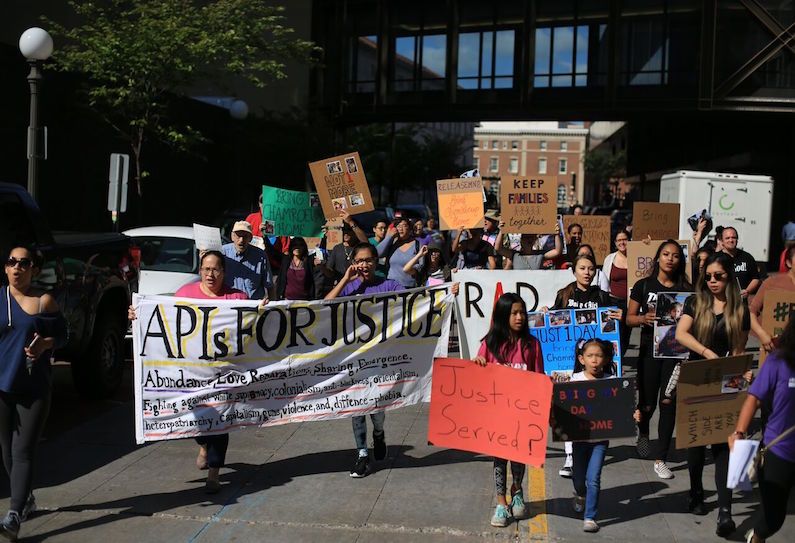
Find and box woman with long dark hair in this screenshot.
[275,237,316,300]
[730,312,795,543]
[602,229,631,357]
[376,217,424,288]
[627,240,690,479]
[676,251,749,536]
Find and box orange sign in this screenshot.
[562,215,611,265]
[428,358,552,467]
[436,177,485,231]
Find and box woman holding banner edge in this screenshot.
[627,240,690,480]
[675,251,750,536]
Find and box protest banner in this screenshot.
[562,215,611,264]
[131,287,454,444]
[759,290,795,364]
[633,202,681,240]
[436,177,485,231]
[528,307,623,378]
[308,152,375,219]
[452,269,573,359]
[428,358,552,466]
[627,239,690,295]
[551,377,636,441]
[192,223,222,251]
[499,176,557,234]
[261,185,325,238]
[675,354,752,449]
[653,292,690,358]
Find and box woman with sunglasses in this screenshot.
[627,240,690,478]
[675,251,750,536]
[0,247,67,541]
[128,250,253,494]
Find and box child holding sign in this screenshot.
[473,293,545,527]
[569,339,640,533]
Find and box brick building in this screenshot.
[473,121,588,208]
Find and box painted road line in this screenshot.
[526,466,549,541]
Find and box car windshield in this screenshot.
[134,236,197,273]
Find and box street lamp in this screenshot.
[19,27,54,201]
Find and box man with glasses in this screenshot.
[719,227,761,298]
[220,221,273,300]
[325,242,403,478]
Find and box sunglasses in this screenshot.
[704,272,727,282]
[5,257,33,270]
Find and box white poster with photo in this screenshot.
[451,269,574,359]
[132,288,454,443]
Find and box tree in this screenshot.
[47,0,315,197]
[583,149,626,206]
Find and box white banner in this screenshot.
[132,287,454,444]
[452,269,574,359]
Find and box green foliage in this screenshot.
[583,149,626,186]
[46,0,316,194]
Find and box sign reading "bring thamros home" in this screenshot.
[500,176,558,234]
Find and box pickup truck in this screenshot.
[0,182,135,398]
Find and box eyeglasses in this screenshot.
[200,267,222,276]
[704,272,727,282]
[5,257,33,270]
[353,258,377,265]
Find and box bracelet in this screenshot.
[732,431,746,438]
[701,347,707,356]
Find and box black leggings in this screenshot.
[687,443,730,509]
[613,297,631,358]
[0,390,52,513]
[636,350,677,460]
[753,449,795,538]
[195,434,229,469]
[494,457,525,496]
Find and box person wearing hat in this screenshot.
[482,210,505,268]
[220,220,273,300]
[325,211,370,279]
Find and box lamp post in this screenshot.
[19,27,53,201]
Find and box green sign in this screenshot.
[261,185,325,237]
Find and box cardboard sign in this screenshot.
[653,292,690,358]
[308,152,375,219]
[428,358,552,467]
[499,176,557,234]
[261,185,325,238]
[436,177,485,231]
[759,290,795,364]
[192,223,222,252]
[627,239,691,295]
[633,202,681,240]
[324,218,343,250]
[562,215,611,264]
[551,377,637,441]
[528,307,623,378]
[675,355,752,449]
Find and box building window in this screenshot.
[473,140,479,149]
[538,157,547,174]
[491,140,499,149]
[458,30,516,89]
[511,140,519,149]
[540,140,547,150]
[557,184,568,205]
[534,25,592,88]
[393,33,447,91]
[559,158,568,174]
[348,36,378,93]
[509,157,518,174]
[561,141,568,151]
[489,157,499,172]
[474,156,480,171]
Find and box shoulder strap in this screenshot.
[763,423,795,451]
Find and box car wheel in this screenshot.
[73,314,125,399]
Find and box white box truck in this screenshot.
[659,170,774,262]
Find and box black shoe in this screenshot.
[349,455,369,478]
[373,432,387,461]
[716,507,736,537]
[0,510,20,542]
[688,492,707,516]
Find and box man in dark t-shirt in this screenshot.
[719,227,760,298]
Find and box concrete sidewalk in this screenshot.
[4,393,794,543]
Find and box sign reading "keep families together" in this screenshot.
[131,289,454,444]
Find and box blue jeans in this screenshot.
[352,412,385,453]
[572,441,608,520]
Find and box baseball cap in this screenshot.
[232,221,253,235]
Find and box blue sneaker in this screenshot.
[511,492,527,519]
[490,504,511,527]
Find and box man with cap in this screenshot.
[482,210,504,268]
[221,221,273,300]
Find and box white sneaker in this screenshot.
[654,461,674,479]
[583,519,600,532]
[559,454,573,478]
